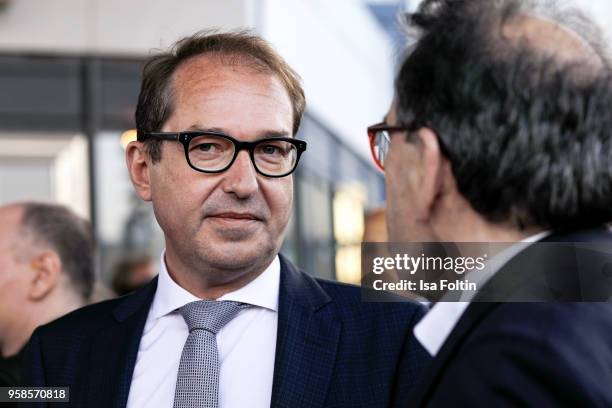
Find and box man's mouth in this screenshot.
[207,212,262,221]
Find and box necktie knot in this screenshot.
[179,300,247,335]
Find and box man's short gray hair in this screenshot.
[20,202,94,300]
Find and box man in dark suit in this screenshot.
[367,0,612,406]
[21,31,429,407]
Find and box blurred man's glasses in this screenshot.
[137,130,307,178]
[367,122,407,171]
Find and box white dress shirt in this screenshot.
[126,253,280,408]
[414,231,550,356]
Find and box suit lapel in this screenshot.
[80,277,158,408]
[270,255,341,408]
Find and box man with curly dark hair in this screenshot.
[368,0,612,405]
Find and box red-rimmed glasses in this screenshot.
[367,122,407,171]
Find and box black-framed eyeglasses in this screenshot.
[367,122,408,171]
[137,130,307,178]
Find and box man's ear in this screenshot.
[416,127,444,216]
[126,141,152,201]
[28,250,62,300]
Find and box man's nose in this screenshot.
[221,150,259,198]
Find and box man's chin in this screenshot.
[206,218,264,241]
[201,240,276,271]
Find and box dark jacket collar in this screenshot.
[409,226,612,406]
[271,254,341,407]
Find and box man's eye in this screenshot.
[261,145,280,155]
[194,143,218,152]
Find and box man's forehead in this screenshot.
[172,54,272,91]
[169,54,291,113]
[165,54,293,135]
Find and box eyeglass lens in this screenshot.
[188,134,298,176]
[373,130,391,168]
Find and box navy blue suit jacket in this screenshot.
[22,254,430,407]
[409,228,612,407]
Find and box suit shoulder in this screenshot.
[36,278,157,339]
[473,302,612,352]
[315,277,427,322]
[486,302,612,332]
[428,303,612,406]
[280,253,425,316]
[36,296,125,338]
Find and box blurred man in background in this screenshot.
[369,0,612,405]
[0,202,93,387]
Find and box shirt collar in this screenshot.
[149,252,280,320]
[414,230,550,356]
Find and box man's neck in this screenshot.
[1,295,84,358]
[1,319,30,358]
[440,210,545,243]
[466,227,543,243]
[163,251,275,300]
[1,309,38,357]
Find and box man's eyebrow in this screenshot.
[257,130,291,138]
[185,125,225,133]
[184,125,292,139]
